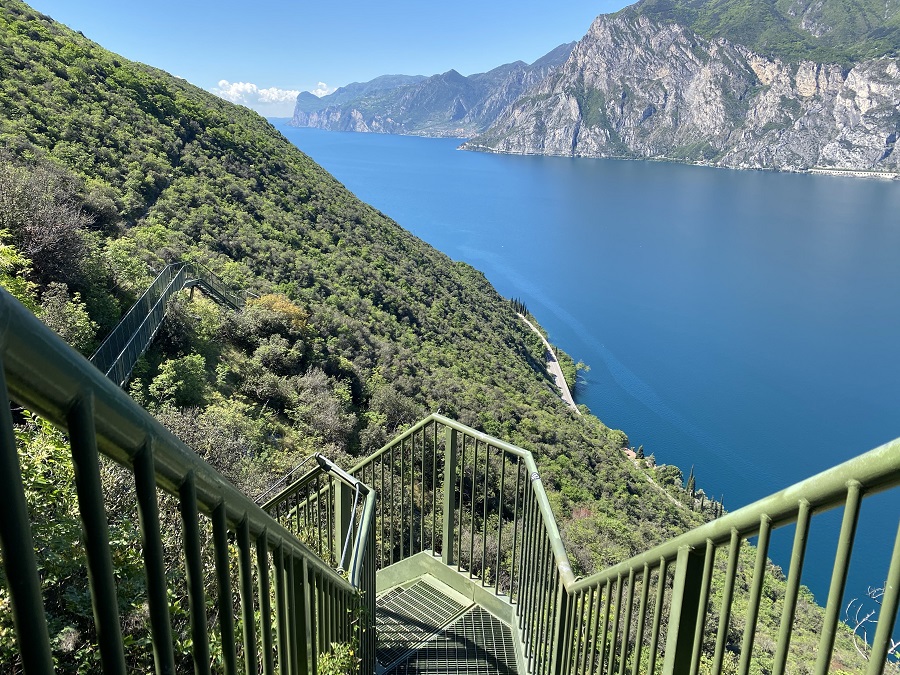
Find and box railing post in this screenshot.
[335,479,352,571]
[662,546,705,675]
[550,580,572,675]
[442,427,458,565]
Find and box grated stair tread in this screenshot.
[376,577,517,674]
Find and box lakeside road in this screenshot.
[519,315,580,414]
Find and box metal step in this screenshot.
[376,577,517,674]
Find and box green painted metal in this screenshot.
[349,413,900,674]
[773,500,811,675]
[866,519,900,673]
[260,452,377,673]
[663,546,704,675]
[0,364,54,675]
[815,481,863,675]
[90,261,245,387]
[134,443,177,675]
[2,277,900,675]
[738,516,772,675]
[0,288,365,674]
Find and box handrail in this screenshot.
[262,453,377,588]
[261,453,378,671]
[350,412,900,675]
[90,261,245,387]
[570,436,900,594]
[0,288,363,674]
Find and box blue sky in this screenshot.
[28,0,633,116]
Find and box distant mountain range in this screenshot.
[292,0,900,173]
[289,43,574,138]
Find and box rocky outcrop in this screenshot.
[290,43,575,138]
[462,13,900,173]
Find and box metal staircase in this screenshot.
[90,261,246,387]
[0,285,898,674]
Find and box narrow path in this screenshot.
[519,314,580,414]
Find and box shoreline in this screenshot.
[518,314,580,414]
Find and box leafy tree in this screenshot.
[149,353,207,406]
[0,156,91,285]
[0,229,37,310]
[38,282,98,354]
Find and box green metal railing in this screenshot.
[349,414,575,673]
[0,287,367,674]
[261,454,377,672]
[90,261,245,387]
[2,265,899,675]
[350,413,900,675]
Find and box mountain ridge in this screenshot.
[462,10,900,174]
[289,43,575,137]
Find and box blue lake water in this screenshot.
[274,121,900,610]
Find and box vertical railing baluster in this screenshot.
[470,437,478,578]
[387,446,395,564]
[457,433,466,567]
[688,540,716,675]
[134,442,176,675]
[327,477,334,565]
[287,552,298,674]
[580,586,596,674]
[316,474,323,557]
[380,458,386,568]
[738,515,772,675]
[431,422,438,555]
[510,457,523,599]
[274,545,288,675]
[443,427,458,566]
[256,532,275,675]
[599,579,613,675]
[865,517,900,673]
[573,588,587,672]
[773,500,811,675]
[814,482,862,675]
[619,568,636,675]
[68,394,127,675]
[588,579,604,674]
[551,577,572,675]
[711,529,741,673]
[238,517,258,675]
[609,574,624,673]
[481,443,490,584]
[631,564,651,675]
[400,438,405,562]
[524,492,540,652]
[180,473,211,675]
[495,449,506,594]
[535,529,553,671]
[0,366,54,674]
[648,558,668,675]
[212,503,238,675]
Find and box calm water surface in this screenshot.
[275,121,900,606]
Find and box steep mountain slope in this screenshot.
[293,74,427,114]
[630,0,900,64]
[0,0,705,563]
[0,3,873,671]
[463,10,900,173]
[290,43,574,137]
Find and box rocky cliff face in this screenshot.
[290,43,574,138]
[462,13,900,172]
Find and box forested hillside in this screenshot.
[0,1,873,672]
[626,0,900,64]
[0,0,705,567]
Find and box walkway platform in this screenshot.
[375,555,520,674]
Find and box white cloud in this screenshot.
[211,80,301,117]
[312,82,335,98]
